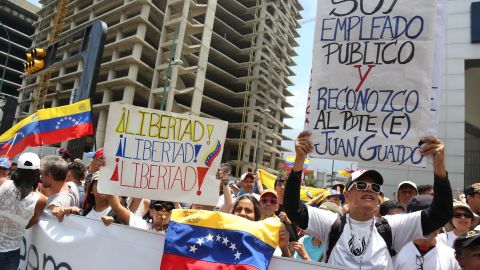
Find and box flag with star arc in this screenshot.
[160,210,281,270]
[0,99,93,158]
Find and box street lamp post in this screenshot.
[0,20,11,93]
[254,108,271,171]
[159,26,183,111]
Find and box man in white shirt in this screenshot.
[40,156,80,221]
[284,132,453,270]
[394,195,461,270]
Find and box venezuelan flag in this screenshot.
[283,155,310,172]
[161,210,281,270]
[0,99,93,158]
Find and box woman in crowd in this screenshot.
[107,193,174,232]
[231,194,261,221]
[0,153,47,270]
[437,201,479,247]
[231,194,291,257]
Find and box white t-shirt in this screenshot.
[305,206,425,270]
[85,206,112,221]
[129,214,152,231]
[436,230,458,248]
[394,241,461,270]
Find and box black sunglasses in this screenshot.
[348,181,381,193]
[454,212,473,219]
[275,180,285,186]
[152,204,174,212]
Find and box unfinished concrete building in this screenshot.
[17,0,302,175]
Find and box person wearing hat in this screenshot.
[394,195,461,270]
[325,189,343,207]
[284,132,453,269]
[106,193,175,232]
[0,153,47,270]
[397,180,418,211]
[454,230,480,270]
[259,189,280,220]
[237,172,260,200]
[437,201,480,248]
[465,183,480,216]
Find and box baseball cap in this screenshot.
[0,157,11,169]
[240,172,255,181]
[464,183,480,196]
[407,195,432,212]
[454,230,480,253]
[397,181,418,192]
[345,169,383,190]
[260,189,278,199]
[327,189,345,201]
[17,152,40,170]
[87,148,104,159]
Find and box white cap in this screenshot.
[17,152,40,170]
[397,180,418,192]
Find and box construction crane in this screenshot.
[32,0,70,112]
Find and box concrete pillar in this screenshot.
[123,86,135,104]
[51,98,59,108]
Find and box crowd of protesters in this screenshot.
[1,134,480,270]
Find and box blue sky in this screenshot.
[26,0,355,173]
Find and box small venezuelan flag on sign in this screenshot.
[0,99,93,158]
[161,210,281,270]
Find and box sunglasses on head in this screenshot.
[348,181,381,193]
[260,198,278,205]
[454,212,473,219]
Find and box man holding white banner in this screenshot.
[284,131,452,269]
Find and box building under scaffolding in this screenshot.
[16,0,302,175]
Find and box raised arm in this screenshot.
[284,131,313,229]
[419,136,453,235]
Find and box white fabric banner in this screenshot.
[98,103,228,205]
[18,214,349,270]
[305,0,441,167]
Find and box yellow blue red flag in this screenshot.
[161,209,281,270]
[283,155,310,172]
[0,99,93,157]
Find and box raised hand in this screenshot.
[420,136,446,179]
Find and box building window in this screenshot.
[472,2,480,43]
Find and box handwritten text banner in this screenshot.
[98,103,228,205]
[305,0,440,166]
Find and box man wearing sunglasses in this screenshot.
[284,131,453,270]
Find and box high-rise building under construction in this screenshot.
[17,0,302,175]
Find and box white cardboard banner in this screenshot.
[305,0,440,167]
[98,103,228,206]
[18,214,350,270]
